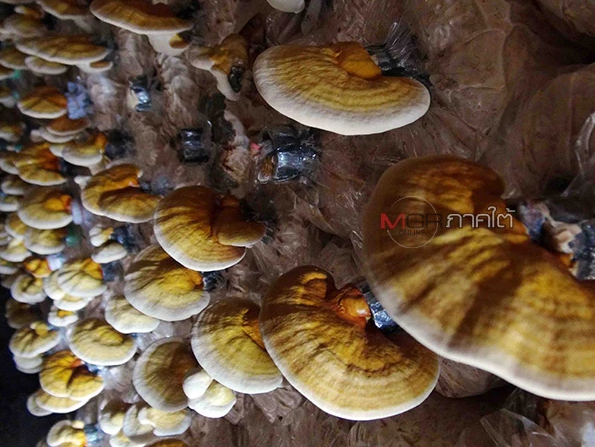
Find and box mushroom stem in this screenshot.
[327,285,371,329]
[148,34,188,57]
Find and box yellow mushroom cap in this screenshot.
[253,42,431,136]
[2,175,30,195]
[25,56,68,75]
[63,132,106,167]
[0,194,20,212]
[121,402,158,444]
[17,86,67,119]
[48,307,79,327]
[92,241,127,264]
[13,142,66,186]
[17,35,109,65]
[266,0,304,13]
[154,186,266,272]
[137,407,191,437]
[0,122,24,142]
[183,369,236,418]
[260,266,439,420]
[47,420,87,447]
[11,272,45,303]
[23,256,52,278]
[90,0,192,55]
[43,270,67,300]
[124,245,208,321]
[55,258,106,298]
[38,127,76,144]
[69,318,137,366]
[147,440,189,447]
[0,46,27,69]
[363,155,595,401]
[1,14,47,38]
[0,151,20,174]
[38,0,88,19]
[98,399,129,435]
[80,163,143,214]
[40,350,105,400]
[6,212,28,239]
[99,187,161,223]
[45,269,93,311]
[105,295,159,333]
[24,227,67,255]
[133,338,198,412]
[27,392,52,417]
[5,298,39,329]
[191,298,283,394]
[18,188,72,230]
[89,224,114,247]
[0,258,19,274]
[14,353,44,373]
[109,430,143,447]
[0,238,33,262]
[9,321,60,358]
[34,389,89,413]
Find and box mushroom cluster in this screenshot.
[0,1,593,446]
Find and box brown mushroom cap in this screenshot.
[40,350,105,400]
[260,266,439,420]
[133,338,198,412]
[17,35,109,65]
[18,188,72,230]
[38,0,88,19]
[191,298,283,394]
[17,86,67,119]
[69,318,137,366]
[363,155,595,401]
[25,56,68,75]
[124,245,208,321]
[253,42,430,135]
[1,14,47,38]
[154,186,265,272]
[62,132,106,167]
[0,46,27,69]
[9,321,60,358]
[47,116,88,136]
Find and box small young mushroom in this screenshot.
[17,86,68,119]
[90,0,193,56]
[62,133,108,167]
[16,35,109,72]
[0,238,32,262]
[105,295,160,334]
[25,56,68,76]
[55,258,106,298]
[183,369,236,418]
[14,143,67,185]
[189,34,249,101]
[260,266,439,420]
[89,225,114,247]
[81,164,159,223]
[253,42,430,135]
[92,241,127,264]
[133,338,198,412]
[363,155,595,400]
[98,399,129,435]
[0,46,27,69]
[46,116,89,137]
[9,321,60,358]
[46,420,87,447]
[154,186,266,272]
[14,353,44,374]
[69,318,137,366]
[121,403,157,444]
[137,406,191,437]
[39,350,105,400]
[24,227,67,255]
[18,188,72,230]
[48,307,79,327]
[10,273,45,303]
[124,245,208,321]
[33,388,89,414]
[191,298,283,394]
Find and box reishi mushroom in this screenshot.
[153,186,266,272]
[191,298,283,394]
[104,295,160,333]
[17,86,68,119]
[182,368,236,418]
[362,155,595,401]
[18,188,72,230]
[9,321,60,358]
[259,266,439,420]
[253,42,430,135]
[124,245,208,321]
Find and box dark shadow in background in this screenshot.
[0,286,64,447]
